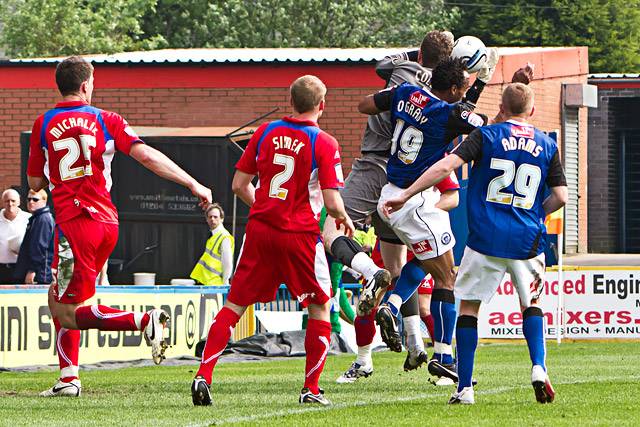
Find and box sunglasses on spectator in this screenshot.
[27,197,41,202]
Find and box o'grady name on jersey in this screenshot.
[502,123,543,157]
[396,91,430,125]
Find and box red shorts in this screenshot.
[418,274,434,295]
[53,214,118,304]
[227,220,331,308]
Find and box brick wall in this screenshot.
[587,84,640,252]
[0,58,589,252]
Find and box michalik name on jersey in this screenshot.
[49,117,98,139]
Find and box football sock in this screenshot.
[523,306,546,370]
[455,315,478,391]
[75,305,148,331]
[421,314,435,345]
[196,307,241,384]
[354,309,377,348]
[403,315,425,354]
[394,259,427,303]
[431,289,456,365]
[53,317,80,380]
[356,344,373,366]
[330,236,363,267]
[351,252,380,281]
[304,318,332,394]
[387,294,403,316]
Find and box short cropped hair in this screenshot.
[56,56,94,96]
[206,203,224,220]
[2,188,20,201]
[420,30,454,69]
[502,83,534,116]
[290,75,327,113]
[431,58,468,91]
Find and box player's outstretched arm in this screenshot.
[27,176,49,192]
[383,154,466,215]
[358,95,381,115]
[435,190,459,212]
[543,185,568,216]
[322,189,355,238]
[129,143,212,208]
[231,170,256,207]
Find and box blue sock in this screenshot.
[431,289,456,365]
[455,315,478,391]
[523,306,546,370]
[394,259,426,303]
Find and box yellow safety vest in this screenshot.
[190,227,234,286]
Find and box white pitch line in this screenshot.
[187,374,640,427]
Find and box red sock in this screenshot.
[422,314,435,346]
[303,318,331,394]
[53,317,80,380]
[196,307,240,383]
[75,305,149,331]
[355,308,377,347]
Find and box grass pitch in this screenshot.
[1,341,638,426]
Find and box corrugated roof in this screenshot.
[589,73,640,79]
[10,46,570,65]
[11,48,407,64]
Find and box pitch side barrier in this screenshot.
[256,267,640,341]
[0,285,254,369]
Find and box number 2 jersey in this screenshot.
[27,100,142,225]
[373,82,488,188]
[452,120,567,259]
[235,116,344,234]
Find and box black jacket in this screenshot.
[15,206,55,284]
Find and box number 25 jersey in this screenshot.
[235,116,344,234]
[27,100,143,225]
[453,120,567,260]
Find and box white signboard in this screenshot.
[479,268,640,339]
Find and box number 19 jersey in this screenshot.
[235,116,344,234]
[27,100,143,225]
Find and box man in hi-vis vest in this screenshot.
[191,203,234,286]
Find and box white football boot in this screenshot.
[336,361,374,384]
[40,378,81,397]
[144,308,170,364]
[531,365,556,403]
[448,386,475,404]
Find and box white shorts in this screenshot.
[455,246,545,306]
[377,183,455,260]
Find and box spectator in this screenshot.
[190,203,234,286]
[0,189,31,283]
[15,189,55,284]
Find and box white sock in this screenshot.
[351,252,380,281]
[356,344,373,366]
[387,294,403,315]
[403,315,425,354]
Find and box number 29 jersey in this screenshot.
[235,116,344,234]
[27,100,143,225]
[453,120,567,260]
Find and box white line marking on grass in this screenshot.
[187,374,640,427]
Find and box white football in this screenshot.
[451,36,487,73]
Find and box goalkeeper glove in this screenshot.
[477,48,499,83]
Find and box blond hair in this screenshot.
[28,188,48,201]
[502,83,534,116]
[290,75,327,113]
